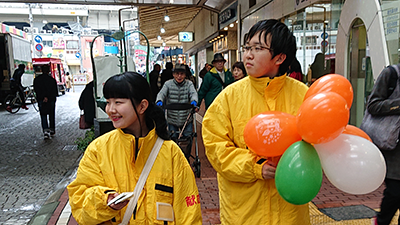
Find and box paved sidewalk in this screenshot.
[32,103,399,225]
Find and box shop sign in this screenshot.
[219,1,238,27]
[219,9,235,24]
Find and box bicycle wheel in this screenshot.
[4,95,21,114]
[28,93,39,112]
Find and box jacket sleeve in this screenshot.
[172,145,202,225]
[156,82,169,103]
[202,93,263,183]
[197,73,210,106]
[188,82,198,103]
[67,143,119,225]
[367,66,400,116]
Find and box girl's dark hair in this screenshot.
[244,19,297,75]
[103,71,170,140]
[232,61,247,76]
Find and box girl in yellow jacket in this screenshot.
[67,72,202,225]
[202,19,310,224]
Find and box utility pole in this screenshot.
[77,16,84,75]
[28,3,34,59]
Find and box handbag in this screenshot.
[79,112,91,129]
[360,65,400,151]
[119,137,164,225]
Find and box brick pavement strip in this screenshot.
[7,99,396,225]
[0,86,86,225]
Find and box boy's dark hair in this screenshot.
[103,71,170,140]
[244,19,297,75]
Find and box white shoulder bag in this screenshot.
[119,137,164,225]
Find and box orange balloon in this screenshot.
[343,125,372,142]
[297,92,349,144]
[244,111,302,157]
[305,74,353,108]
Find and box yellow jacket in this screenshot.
[202,75,310,225]
[67,129,202,225]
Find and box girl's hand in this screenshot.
[262,160,277,180]
[107,193,129,210]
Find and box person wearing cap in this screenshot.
[198,53,234,109]
[156,64,198,159]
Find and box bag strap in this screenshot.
[214,74,227,88]
[119,137,164,225]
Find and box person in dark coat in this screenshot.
[33,66,58,139]
[160,62,173,88]
[79,81,95,128]
[199,63,211,79]
[366,64,400,225]
[148,64,161,102]
[11,64,28,110]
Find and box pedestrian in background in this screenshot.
[156,64,198,160]
[149,63,161,102]
[33,66,58,139]
[232,61,247,81]
[198,53,234,109]
[185,64,196,87]
[199,63,212,79]
[68,72,202,224]
[364,64,400,225]
[78,81,95,128]
[288,58,304,82]
[202,19,309,224]
[10,64,28,110]
[65,72,72,92]
[160,62,174,88]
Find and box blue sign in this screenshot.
[321,40,328,47]
[321,32,328,39]
[75,52,81,59]
[34,35,42,43]
[35,44,43,52]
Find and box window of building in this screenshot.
[42,41,52,48]
[66,40,79,49]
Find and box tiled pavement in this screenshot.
[39,104,399,225]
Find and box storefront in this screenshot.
[211,2,239,70]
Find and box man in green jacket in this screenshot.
[198,53,234,109]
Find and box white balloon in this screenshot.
[314,134,386,194]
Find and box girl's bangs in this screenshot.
[103,76,132,99]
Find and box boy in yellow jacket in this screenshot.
[202,19,310,224]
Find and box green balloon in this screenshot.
[275,140,322,205]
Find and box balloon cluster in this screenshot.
[244,74,386,205]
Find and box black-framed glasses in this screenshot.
[241,45,272,54]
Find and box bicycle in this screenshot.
[4,86,39,114]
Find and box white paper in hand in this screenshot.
[107,192,134,206]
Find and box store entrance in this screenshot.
[348,18,369,126]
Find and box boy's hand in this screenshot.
[262,160,277,180]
